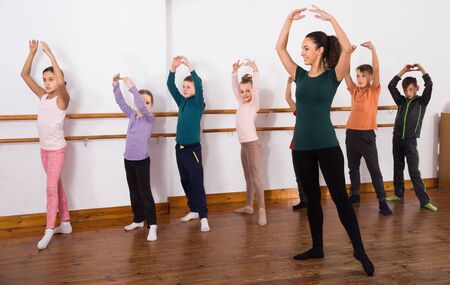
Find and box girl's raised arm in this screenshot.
[20,40,46,98]
[41,42,70,110]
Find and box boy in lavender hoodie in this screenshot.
[113,73,157,241]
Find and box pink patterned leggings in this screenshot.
[40,147,70,229]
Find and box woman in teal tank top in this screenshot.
[276,5,374,276]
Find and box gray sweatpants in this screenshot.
[345,129,387,201]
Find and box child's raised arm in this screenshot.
[244,59,260,106]
[417,64,433,106]
[20,40,46,98]
[344,45,357,90]
[112,73,133,117]
[361,41,380,88]
[167,56,184,106]
[123,76,153,119]
[41,42,70,110]
[285,77,296,111]
[231,60,243,102]
[388,65,411,105]
[170,56,184,73]
[182,57,204,107]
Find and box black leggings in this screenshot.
[292,150,307,203]
[124,157,157,226]
[292,146,365,253]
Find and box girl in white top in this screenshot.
[21,40,71,250]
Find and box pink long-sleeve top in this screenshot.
[232,71,260,143]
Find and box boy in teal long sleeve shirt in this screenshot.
[167,56,210,232]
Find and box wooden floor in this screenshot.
[1,189,449,285]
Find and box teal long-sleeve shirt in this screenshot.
[167,70,205,145]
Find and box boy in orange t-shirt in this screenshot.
[344,41,392,216]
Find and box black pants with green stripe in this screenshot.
[393,136,430,206]
[175,143,208,218]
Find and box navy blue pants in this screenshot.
[175,143,208,218]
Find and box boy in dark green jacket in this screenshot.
[167,56,210,231]
[387,63,437,211]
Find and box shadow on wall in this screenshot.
[433,113,440,175]
[256,88,275,191]
[149,90,169,203]
[199,132,211,196]
[198,69,222,196]
[61,71,87,210]
[149,135,168,203]
[444,102,450,113]
[62,141,96,211]
[438,103,450,176]
[63,81,79,135]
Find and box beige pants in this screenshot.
[241,140,265,208]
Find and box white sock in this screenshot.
[147,225,157,241]
[180,212,199,222]
[200,218,210,232]
[258,208,267,226]
[53,221,72,234]
[124,222,144,231]
[37,229,54,250]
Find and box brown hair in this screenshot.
[239,74,253,85]
[306,31,342,69]
[184,75,193,82]
[139,89,154,104]
[356,64,373,75]
[402,77,418,90]
[43,66,63,75]
[42,66,66,85]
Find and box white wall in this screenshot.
[0,0,448,216]
[0,0,170,215]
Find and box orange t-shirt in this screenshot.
[346,84,381,130]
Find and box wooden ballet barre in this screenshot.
[0,133,176,144]
[204,127,295,133]
[0,106,398,121]
[205,124,395,133]
[0,124,396,144]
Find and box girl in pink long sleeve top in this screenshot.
[231,59,266,226]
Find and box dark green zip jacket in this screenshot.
[388,74,433,139]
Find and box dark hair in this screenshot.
[139,89,154,104]
[42,66,65,76]
[184,75,193,82]
[240,74,253,85]
[402,77,418,90]
[306,31,342,69]
[42,66,67,85]
[357,64,373,75]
